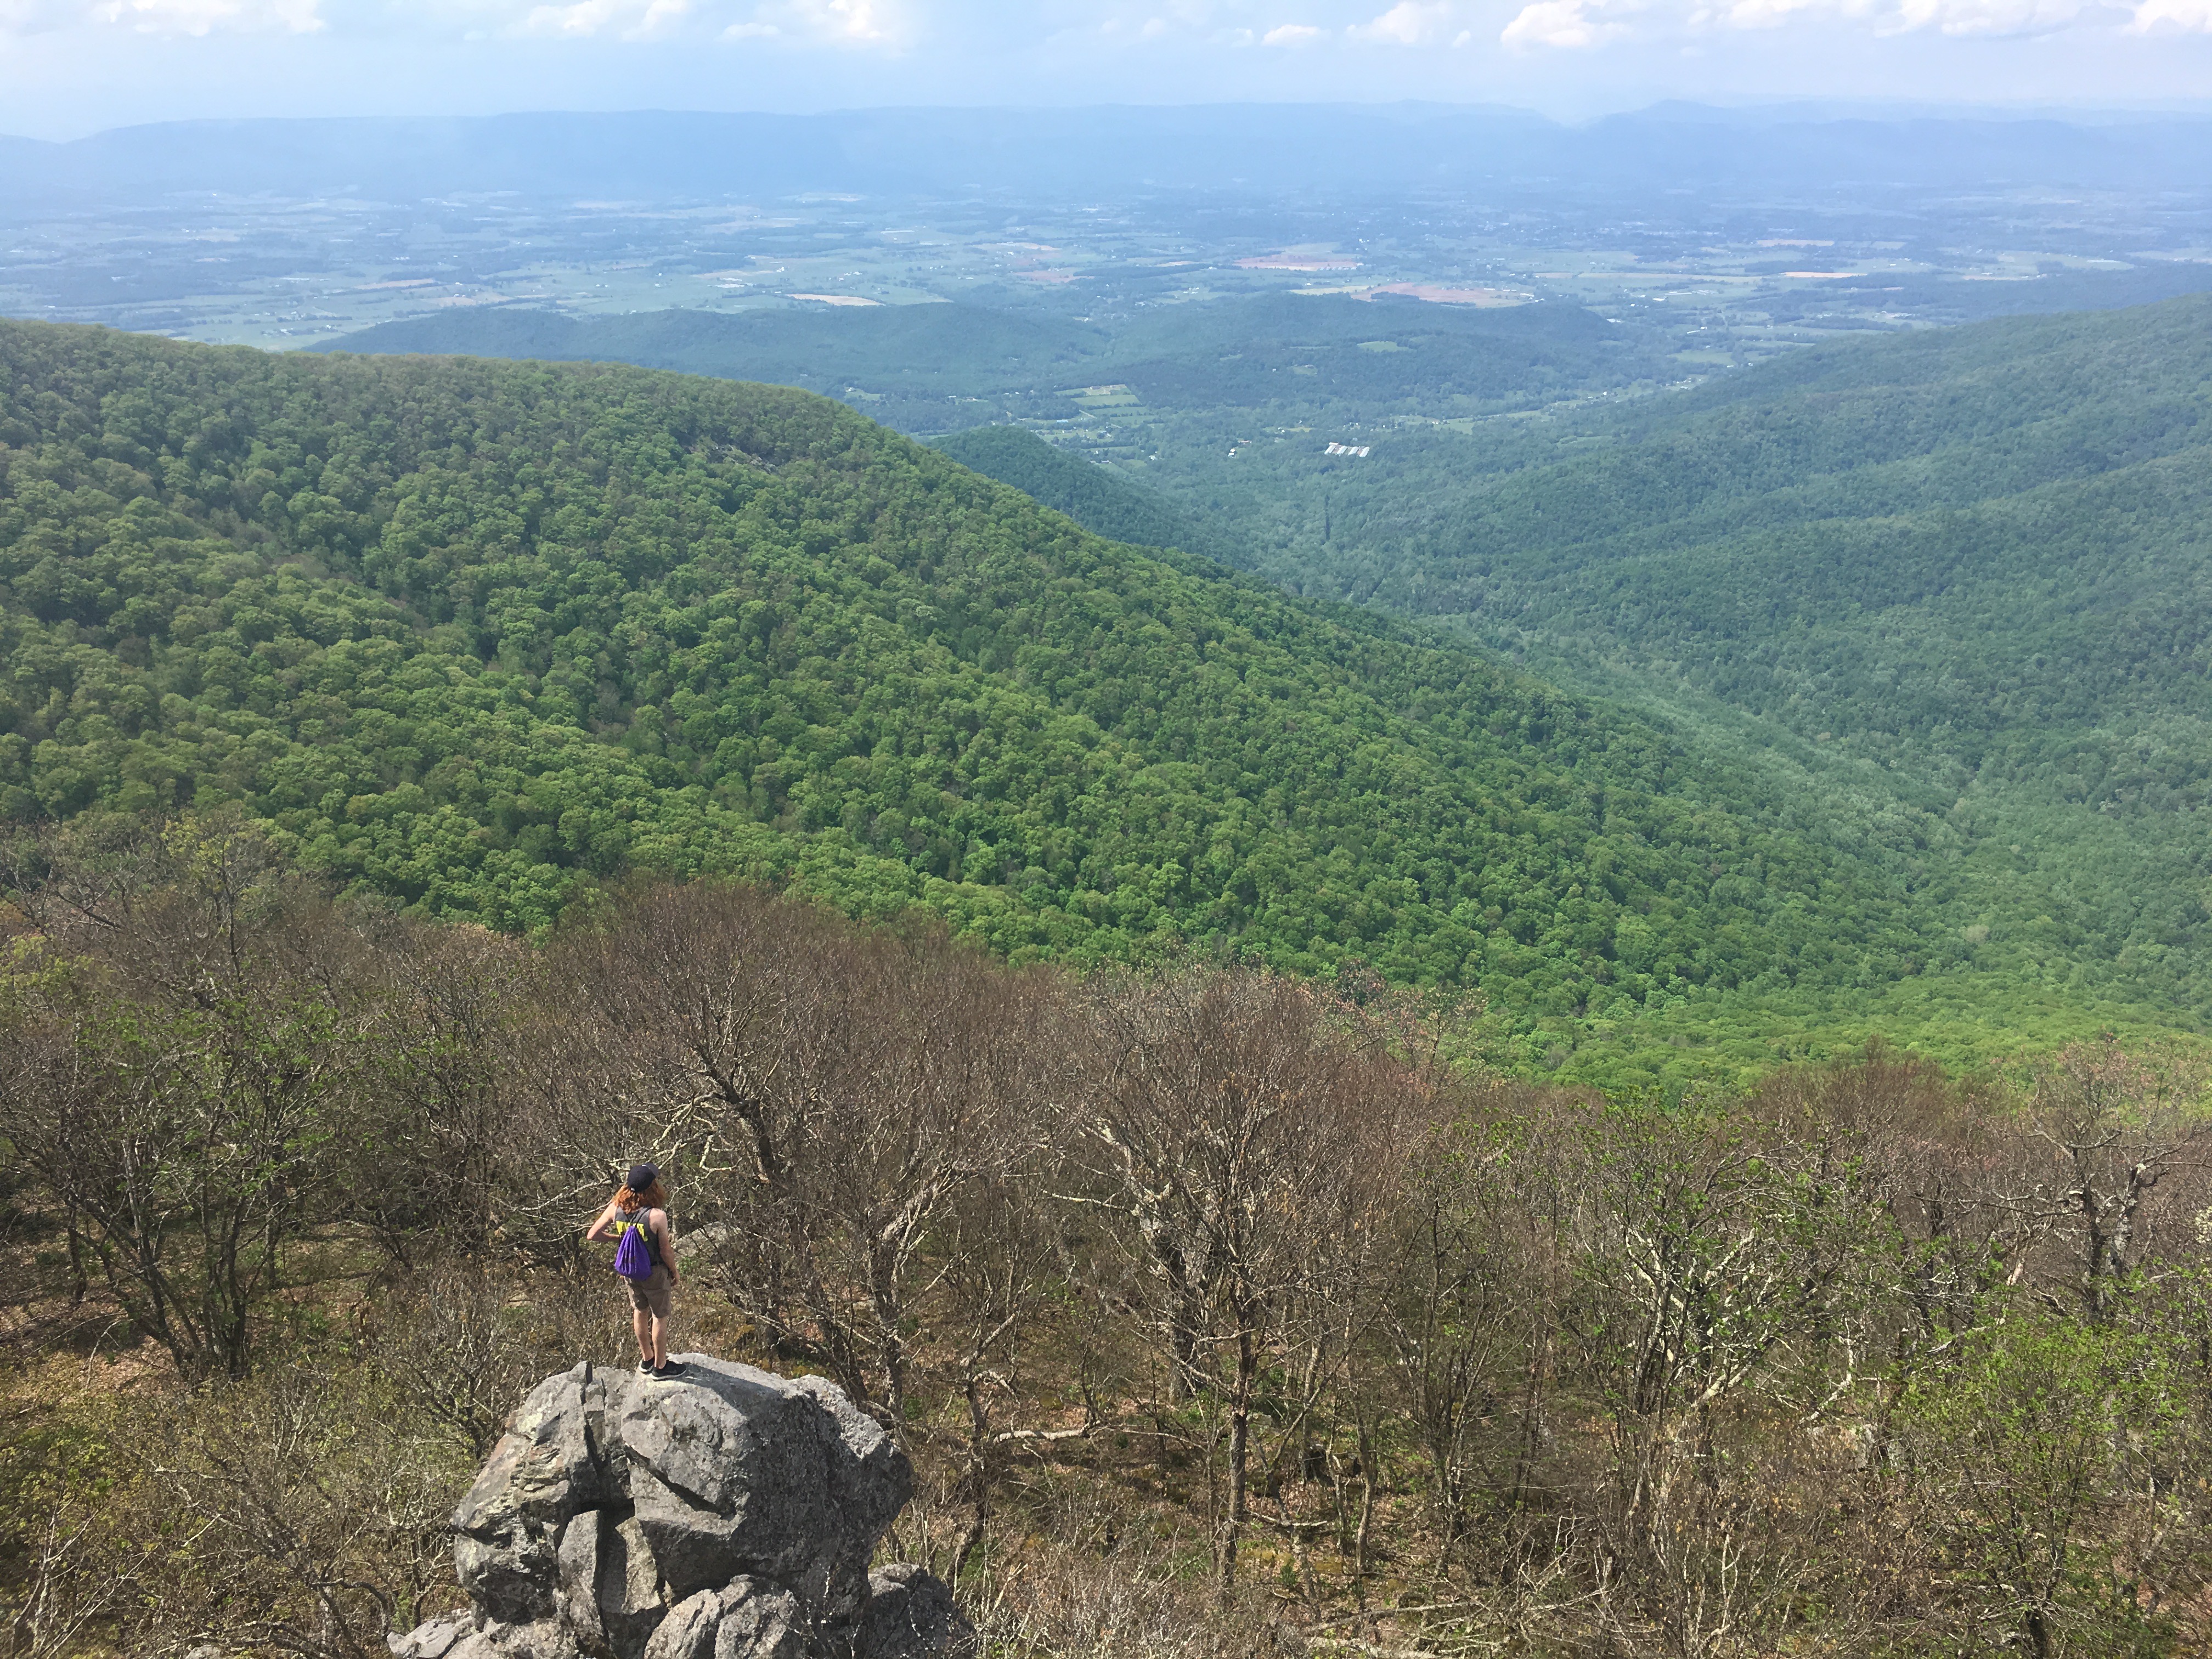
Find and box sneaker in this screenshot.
[637,1359,653,1373]
[652,1360,684,1379]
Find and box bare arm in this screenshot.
[653,1209,679,1280]
[585,1201,620,1242]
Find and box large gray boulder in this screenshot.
[390,1355,973,1659]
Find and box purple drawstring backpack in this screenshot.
[614,1209,660,1282]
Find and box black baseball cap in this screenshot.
[625,1163,659,1193]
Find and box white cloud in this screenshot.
[1084,0,1475,48]
[1,0,2197,74]
[2129,0,2212,25]
[1714,0,2095,32]
[1503,0,2107,43]
[780,0,902,41]
[0,0,920,44]
[517,0,601,32]
[960,0,2149,54]
[1887,0,2090,32]
[1349,0,1456,39]
[1502,0,1627,45]
[510,0,903,42]
[521,0,691,36]
[90,0,319,30]
[1700,0,1849,26]
[713,0,909,43]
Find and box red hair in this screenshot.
[617,1179,667,1214]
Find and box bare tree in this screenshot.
[552,882,868,1385]
[1549,1096,1893,1654]
[2025,1037,2211,1323]
[126,1365,469,1659]
[341,913,541,1268]
[0,819,376,1380]
[1381,1088,1558,1577]
[935,1159,1064,1584]
[1074,970,1419,1599]
[783,935,1057,1429]
[558,883,1057,1425]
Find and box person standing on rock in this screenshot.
[588,1163,681,1377]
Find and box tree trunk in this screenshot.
[65,1217,87,1307]
[1220,1322,1256,1602]
[1355,1410,1379,1590]
[952,1365,990,1583]
[866,1242,909,1435]
[1166,1290,1206,1404]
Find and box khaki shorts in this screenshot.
[626,1265,673,1320]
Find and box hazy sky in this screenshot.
[1,0,2207,139]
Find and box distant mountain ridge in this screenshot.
[309,294,1642,430]
[307,303,1108,396]
[6,104,2211,208]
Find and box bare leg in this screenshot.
[650,1310,670,1368]
[633,1305,652,1367]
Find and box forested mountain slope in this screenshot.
[927,425,1256,569]
[1212,295,2212,1018]
[0,319,1980,1077]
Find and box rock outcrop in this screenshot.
[389,1355,973,1659]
